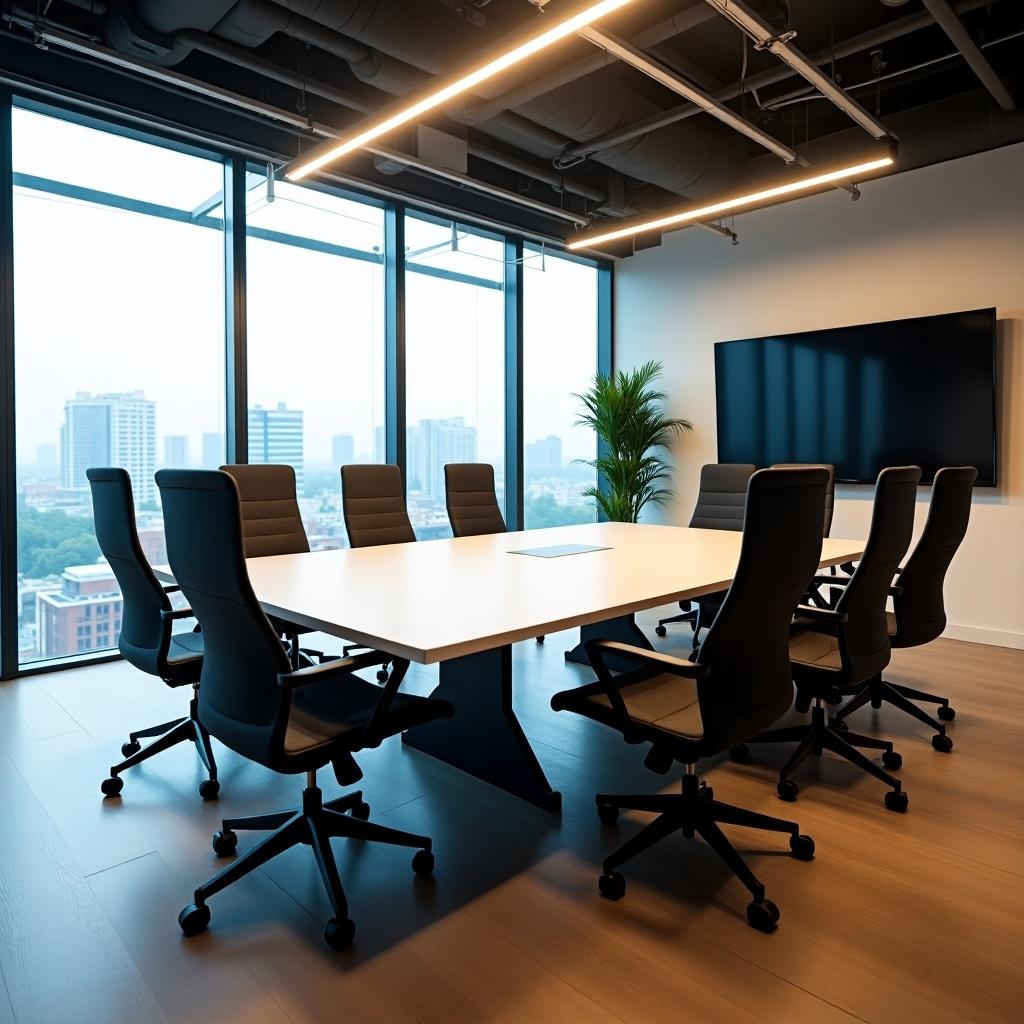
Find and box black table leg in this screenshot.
[402,645,561,812]
[564,613,654,670]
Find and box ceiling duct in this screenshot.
[112,0,746,199]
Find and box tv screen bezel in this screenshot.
[713,307,998,487]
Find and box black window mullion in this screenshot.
[224,155,247,464]
[504,237,524,531]
[0,89,18,680]
[596,261,614,520]
[385,204,407,478]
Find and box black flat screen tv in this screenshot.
[714,308,996,486]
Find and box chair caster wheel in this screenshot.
[789,834,815,860]
[884,790,908,813]
[931,733,953,753]
[412,849,435,876]
[777,780,799,802]
[101,776,124,798]
[121,740,141,758]
[655,625,667,638]
[351,800,371,820]
[536,635,545,643]
[212,829,237,857]
[376,670,389,683]
[698,784,714,800]
[598,872,625,901]
[938,706,955,722]
[746,899,780,933]
[730,744,750,764]
[324,917,355,950]
[178,903,210,937]
[199,779,220,800]
[596,801,619,826]
[882,750,902,770]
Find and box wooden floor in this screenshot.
[0,608,1021,1024]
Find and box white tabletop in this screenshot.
[159,522,863,665]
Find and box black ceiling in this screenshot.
[3,0,1022,249]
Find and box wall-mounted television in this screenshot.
[714,308,996,486]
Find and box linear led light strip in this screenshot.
[286,0,634,182]
[566,156,895,250]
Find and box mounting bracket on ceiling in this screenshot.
[754,29,797,52]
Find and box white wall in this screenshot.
[615,142,1024,649]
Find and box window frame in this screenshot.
[0,86,612,678]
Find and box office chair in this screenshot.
[444,463,546,643]
[157,469,452,951]
[655,463,755,646]
[773,463,836,536]
[444,463,506,537]
[220,464,322,671]
[87,468,218,800]
[834,466,977,751]
[339,464,415,676]
[552,467,828,932]
[732,466,921,811]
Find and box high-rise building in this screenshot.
[373,425,386,464]
[163,434,189,468]
[332,433,355,467]
[248,403,304,490]
[36,442,58,478]
[36,563,123,659]
[202,431,223,469]
[61,391,157,503]
[526,435,562,475]
[408,417,477,502]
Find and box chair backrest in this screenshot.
[219,464,309,557]
[696,467,829,751]
[341,464,416,548]
[445,463,506,537]
[892,466,977,647]
[772,463,836,536]
[688,463,756,530]
[834,466,922,680]
[157,470,290,765]
[87,467,172,677]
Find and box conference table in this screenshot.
[157,522,864,812]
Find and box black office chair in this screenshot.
[552,468,828,932]
[732,466,921,811]
[87,468,219,800]
[444,463,506,537]
[834,466,977,751]
[655,463,755,645]
[220,464,321,670]
[444,463,546,643]
[341,464,416,548]
[157,469,452,950]
[773,463,836,537]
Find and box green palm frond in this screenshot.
[574,360,691,523]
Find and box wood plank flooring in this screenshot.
[0,608,1021,1024]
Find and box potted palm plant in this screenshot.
[575,360,692,523]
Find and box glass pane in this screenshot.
[523,248,599,529]
[404,215,505,539]
[12,105,226,666]
[245,174,386,549]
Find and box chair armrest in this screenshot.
[160,607,195,621]
[586,639,710,679]
[162,583,181,594]
[277,649,391,689]
[812,574,851,588]
[795,604,849,624]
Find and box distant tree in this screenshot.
[17,501,101,578]
[525,494,596,530]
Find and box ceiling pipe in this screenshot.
[702,0,891,140]
[577,26,799,163]
[563,0,999,160]
[920,0,1015,111]
[26,21,590,226]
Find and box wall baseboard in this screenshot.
[942,623,1024,651]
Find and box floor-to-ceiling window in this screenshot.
[404,214,505,539]
[245,172,386,549]
[11,103,225,666]
[522,246,600,529]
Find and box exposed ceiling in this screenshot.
[4,0,1023,252]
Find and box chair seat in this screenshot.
[789,626,841,671]
[554,671,703,741]
[163,630,204,684]
[287,673,450,754]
